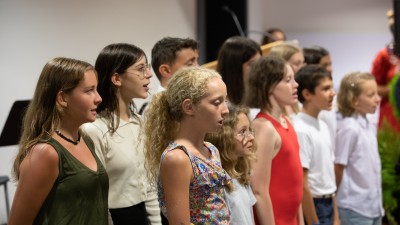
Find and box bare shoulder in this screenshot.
[160,149,193,182]
[252,117,281,158]
[161,149,191,170]
[252,117,277,136]
[21,143,59,173]
[28,143,58,162]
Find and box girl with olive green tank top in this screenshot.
[8,58,108,225]
[33,136,109,225]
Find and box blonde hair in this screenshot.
[13,57,94,180]
[268,43,302,62]
[205,105,256,191]
[144,67,222,184]
[337,72,375,117]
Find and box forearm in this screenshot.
[298,205,305,225]
[333,196,340,225]
[254,194,275,225]
[302,187,319,225]
[378,85,390,98]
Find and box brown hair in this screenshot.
[13,57,94,180]
[244,56,287,111]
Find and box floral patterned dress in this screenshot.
[158,142,231,224]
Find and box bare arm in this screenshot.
[298,204,304,225]
[302,169,319,225]
[251,119,278,225]
[377,84,390,98]
[334,164,345,189]
[333,196,341,225]
[8,144,59,225]
[160,150,193,225]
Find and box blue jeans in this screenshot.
[314,198,334,225]
[338,207,382,225]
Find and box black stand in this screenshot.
[0,100,30,147]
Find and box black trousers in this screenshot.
[109,202,149,225]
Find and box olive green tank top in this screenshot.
[33,135,109,225]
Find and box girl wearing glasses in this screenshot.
[83,43,161,225]
[245,56,304,225]
[144,67,231,225]
[205,105,257,225]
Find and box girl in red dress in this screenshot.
[245,56,304,225]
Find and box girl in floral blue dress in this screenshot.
[144,67,231,225]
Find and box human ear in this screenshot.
[56,91,68,108]
[302,89,312,101]
[159,64,173,79]
[182,99,195,116]
[111,73,122,87]
[353,97,359,108]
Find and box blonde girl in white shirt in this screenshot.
[335,72,384,225]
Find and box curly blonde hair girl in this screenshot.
[144,67,222,184]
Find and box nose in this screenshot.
[293,79,299,89]
[222,101,229,117]
[95,91,102,105]
[376,94,382,103]
[331,88,336,97]
[326,65,333,74]
[145,68,153,79]
[248,133,255,141]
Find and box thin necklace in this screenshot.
[55,130,80,145]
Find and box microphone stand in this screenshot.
[222,5,276,41]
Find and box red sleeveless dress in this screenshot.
[254,112,303,225]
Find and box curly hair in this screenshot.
[144,67,222,184]
[205,105,256,191]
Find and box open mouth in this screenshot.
[143,83,150,91]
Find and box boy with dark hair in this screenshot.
[139,37,199,114]
[293,65,339,225]
[303,46,332,76]
[151,37,199,90]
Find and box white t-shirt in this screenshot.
[293,112,336,195]
[225,179,257,225]
[334,113,384,218]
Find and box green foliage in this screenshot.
[378,121,400,225]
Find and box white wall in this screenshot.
[0,0,195,223]
[0,0,392,223]
[248,0,392,89]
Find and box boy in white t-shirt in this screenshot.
[293,65,339,225]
